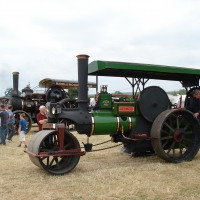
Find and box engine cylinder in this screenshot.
[90,110,137,135]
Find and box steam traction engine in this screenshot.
[9,72,96,133]
[26,55,200,175]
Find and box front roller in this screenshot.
[151,109,200,162]
[26,124,84,175]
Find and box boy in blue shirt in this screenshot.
[17,113,27,148]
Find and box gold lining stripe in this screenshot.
[22,100,24,110]
[116,117,120,132]
[90,114,95,136]
[128,117,132,130]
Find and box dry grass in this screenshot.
[1,124,200,200]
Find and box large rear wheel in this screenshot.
[151,109,200,162]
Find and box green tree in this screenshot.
[4,87,21,98]
[167,89,186,96]
[68,89,78,98]
[114,91,122,94]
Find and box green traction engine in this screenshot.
[26,55,200,175]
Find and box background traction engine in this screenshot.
[9,72,67,133]
[25,55,200,175]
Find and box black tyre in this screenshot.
[151,109,200,162]
[27,130,80,175]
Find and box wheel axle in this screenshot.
[25,148,86,158]
[173,129,184,142]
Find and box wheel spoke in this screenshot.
[178,117,184,127]
[54,157,60,167]
[183,122,190,131]
[161,130,171,135]
[162,139,170,148]
[166,141,175,155]
[183,137,192,143]
[161,135,173,140]
[64,142,73,149]
[185,130,192,135]
[181,142,188,150]
[46,157,49,166]
[164,122,175,132]
[49,157,55,166]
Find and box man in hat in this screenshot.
[186,89,200,120]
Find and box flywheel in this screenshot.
[138,86,170,122]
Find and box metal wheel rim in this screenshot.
[28,130,80,175]
[151,109,200,162]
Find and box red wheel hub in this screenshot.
[173,129,184,142]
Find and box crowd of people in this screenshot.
[0,104,47,148]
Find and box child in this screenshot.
[17,113,27,148]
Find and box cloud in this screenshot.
[0,0,200,97]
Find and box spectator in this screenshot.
[6,105,15,142]
[4,104,8,139]
[186,89,200,120]
[0,105,8,145]
[36,105,47,131]
[17,113,27,148]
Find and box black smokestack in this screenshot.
[12,72,19,97]
[76,55,89,110]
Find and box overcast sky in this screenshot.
[0,0,200,96]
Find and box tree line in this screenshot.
[1,87,186,98]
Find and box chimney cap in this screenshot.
[12,72,19,75]
[76,55,89,59]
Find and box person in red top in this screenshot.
[36,105,48,131]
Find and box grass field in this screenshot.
[1,124,200,200]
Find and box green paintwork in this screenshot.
[88,60,200,75]
[90,97,139,135]
[88,60,200,85]
[99,93,112,109]
[91,109,138,135]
